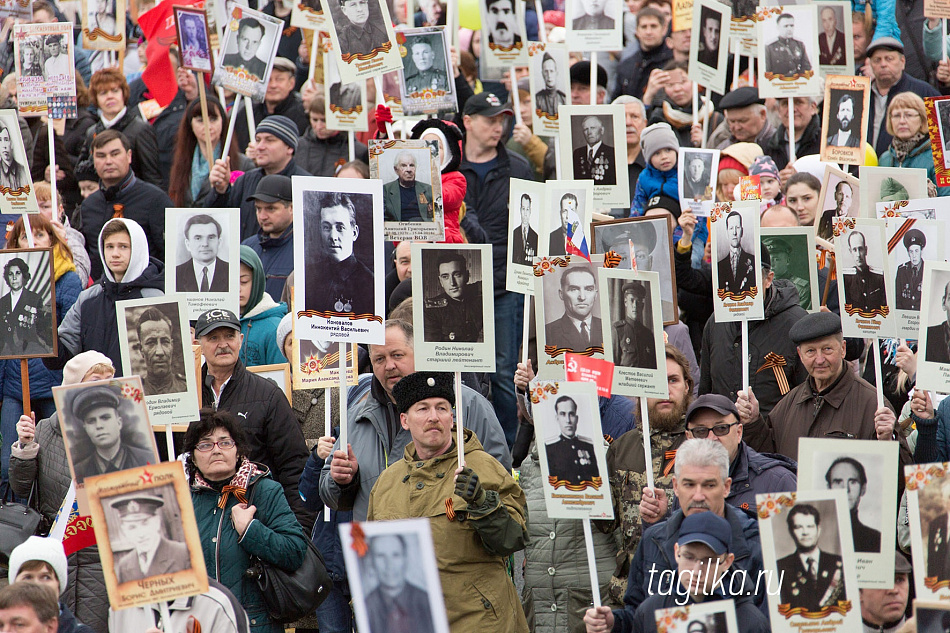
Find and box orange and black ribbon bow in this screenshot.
[663,450,677,476]
[756,352,790,395]
[217,485,248,509]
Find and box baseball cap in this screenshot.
[246,174,292,203]
[685,394,740,426]
[463,92,514,117]
[678,512,732,555]
[195,308,241,338]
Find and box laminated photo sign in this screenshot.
[762,227,819,312]
[558,104,630,208]
[565,0,622,52]
[885,217,944,340]
[13,22,76,117]
[397,26,457,117]
[709,200,764,322]
[506,178,545,294]
[819,75,870,166]
[834,218,896,338]
[212,3,283,101]
[479,0,528,68]
[688,0,732,94]
[756,4,821,99]
[905,461,950,602]
[527,42,569,138]
[369,139,445,242]
[322,0,403,82]
[324,33,369,132]
[916,260,950,393]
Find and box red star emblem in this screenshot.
[139,469,154,484]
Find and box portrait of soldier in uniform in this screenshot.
[925,279,950,364]
[423,251,484,343]
[178,11,211,71]
[894,228,924,311]
[220,18,268,80]
[817,181,854,241]
[329,80,362,111]
[0,257,49,357]
[334,0,391,59]
[776,504,847,612]
[764,236,811,310]
[572,0,614,31]
[842,231,886,312]
[404,37,448,94]
[363,534,435,633]
[545,264,602,352]
[110,493,191,584]
[716,212,755,295]
[824,457,880,553]
[611,279,656,369]
[69,385,155,480]
[572,115,617,186]
[765,13,812,77]
[818,6,845,66]
[826,92,861,149]
[43,34,70,77]
[485,0,522,51]
[535,52,565,118]
[511,193,538,266]
[134,306,188,396]
[545,395,600,487]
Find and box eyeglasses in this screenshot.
[687,421,740,438]
[889,111,921,121]
[195,439,236,452]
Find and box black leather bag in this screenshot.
[0,484,43,558]
[244,487,332,622]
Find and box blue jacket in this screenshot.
[2,270,82,400]
[879,136,950,197]
[630,163,678,216]
[618,504,766,631]
[240,296,288,368]
[242,228,294,303]
[298,433,352,587]
[625,580,769,633]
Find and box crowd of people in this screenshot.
[0,0,944,632]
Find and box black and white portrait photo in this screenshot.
[893,225,931,312]
[0,249,54,359]
[764,11,813,77]
[82,0,122,48]
[542,262,603,353]
[175,7,212,73]
[680,150,716,201]
[938,99,950,171]
[166,208,239,319]
[757,5,820,98]
[548,190,580,257]
[421,249,484,343]
[328,0,395,60]
[13,22,76,114]
[17,36,45,78]
[915,604,950,633]
[607,278,656,369]
[533,50,566,119]
[928,482,950,583]
[823,457,880,553]
[506,181,544,294]
[379,147,436,223]
[818,4,846,66]
[56,378,159,484]
[511,192,539,266]
[571,0,615,31]
[697,6,721,69]
[544,393,601,487]
[175,213,230,292]
[906,468,950,600]
[826,90,862,149]
[816,176,856,240]
[565,0,621,50]
[571,114,617,186]
[484,0,522,51]
[840,229,887,313]
[43,33,71,77]
[0,113,33,194]
[106,487,192,584]
[716,210,756,295]
[775,502,848,612]
[923,270,950,365]
[402,32,449,95]
[213,6,281,100]
[219,15,270,80]
[122,303,189,397]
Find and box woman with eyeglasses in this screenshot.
[185,409,308,633]
[879,93,950,197]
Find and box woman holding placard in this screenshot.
[878,93,950,197]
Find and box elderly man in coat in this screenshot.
[367,371,529,633]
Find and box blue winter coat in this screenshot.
[630,163,678,216]
[239,297,288,367]
[2,270,82,400]
[879,136,950,197]
[242,229,294,304]
[191,466,308,633]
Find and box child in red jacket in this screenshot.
[409,119,467,243]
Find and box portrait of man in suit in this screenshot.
[176,214,229,293]
[485,0,521,51]
[511,193,538,266]
[826,92,861,149]
[545,395,600,487]
[110,493,191,584]
[364,534,435,633]
[70,386,155,480]
[572,0,614,31]
[842,230,886,312]
[548,193,576,256]
[135,307,188,396]
[825,457,880,553]
[819,6,845,66]
[545,264,602,352]
[776,504,847,611]
[0,257,49,357]
[573,115,617,186]
[816,181,854,240]
[716,211,755,295]
[382,151,434,222]
[335,0,391,59]
[926,279,950,364]
[926,480,950,582]
[765,13,812,77]
[220,17,268,81]
[697,8,721,69]
[682,153,712,200]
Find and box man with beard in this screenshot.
[895,229,924,310]
[827,93,861,148]
[485,0,521,51]
[816,181,854,240]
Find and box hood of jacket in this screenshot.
[409,119,464,173]
[242,292,284,322]
[239,245,265,315]
[98,217,152,284]
[763,279,802,319]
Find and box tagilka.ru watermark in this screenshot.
[646,563,785,606]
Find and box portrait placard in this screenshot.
[815,166,859,240]
[381,68,408,118]
[397,26,456,117]
[290,0,324,29]
[13,22,76,117]
[81,0,126,50]
[322,0,402,83]
[590,216,679,325]
[175,5,213,73]
[756,490,860,633]
[530,380,613,519]
[212,3,282,101]
[678,148,720,209]
[797,438,899,588]
[369,139,445,242]
[411,243,495,373]
[558,104,630,208]
[886,218,944,339]
[248,363,292,404]
[507,178,545,294]
[835,218,897,338]
[728,0,759,46]
[86,462,208,609]
[293,175,385,345]
[54,376,161,514]
[323,33,369,131]
[756,5,821,98]
[819,75,869,165]
[709,201,764,322]
[116,297,200,426]
[876,196,950,220]
[926,96,950,187]
[292,338,359,389]
[527,42,569,138]
[565,0,622,52]
[654,600,739,633]
[534,255,606,379]
[858,166,927,217]
[904,462,950,602]
[916,261,950,392]
[0,110,37,213]
[762,227,819,312]
[598,268,667,398]
[689,0,731,94]
[0,248,56,359]
[0,0,31,22]
[925,0,950,19]
[814,3,854,76]
[673,0,694,31]
[339,518,450,633]
[479,0,528,68]
[164,208,241,319]
[541,180,595,258]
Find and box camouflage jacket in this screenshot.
[600,423,686,604]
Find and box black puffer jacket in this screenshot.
[764,114,821,170]
[80,107,164,187]
[699,280,808,416]
[200,360,314,533]
[9,412,108,633]
[295,127,369,177]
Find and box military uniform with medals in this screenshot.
[613,318,657,369]
[894,229,925,311]
[545,434,600,486]
[423,281,484,342]
[776,550,847,611]
[765,37,812,76]
[843,265,886,312]
[405,68,449,94]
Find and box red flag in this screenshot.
[138,0,203,106]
